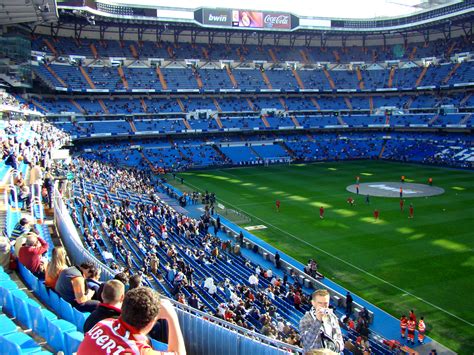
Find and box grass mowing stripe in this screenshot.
[177,161,474,351]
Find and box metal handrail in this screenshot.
[30,182,44,221]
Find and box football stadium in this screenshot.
[0,0,473,354]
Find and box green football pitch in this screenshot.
[171,160,473,353]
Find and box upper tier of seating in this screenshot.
[32,35,472,63]
[29,92,474,116]
[33,61,474,92]
[49,112,472,140]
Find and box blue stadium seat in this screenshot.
[12,294,41,329]
[2,289,28,318]
[64,330,84,355]
[45,318,76,352]
[73,307,90,332]
[28,304,57,339]
[151,338,168,351]
[35,282,50,306]
[48,289,60,311]
[0,332,43,354]
[0,314,18,336]
[59,297,76,324]
[18,263,38,293]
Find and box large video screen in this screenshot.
[202,8,291,30]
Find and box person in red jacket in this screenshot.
[18,232,48,278]
[400,199,404,212]
[409,204,414,219]
[319,206,324,219]
[407,318,416,345]
[418,317,426,343]
[78,287,186,355]
[276,199,280,212]
[409,309,417,322]
[400,315,408,339]
[374,209,379,221]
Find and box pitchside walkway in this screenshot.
[163,182,446,351]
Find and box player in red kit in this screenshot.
[374,209,379,221]
[319,206,324,219]
[400,315,408,339]
[407,318,416,344]
[400,199,404,212]
[276,199,280,212]
[409,204,414,219]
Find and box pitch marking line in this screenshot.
[183,180,474,327]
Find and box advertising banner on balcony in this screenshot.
[201,8,291,30]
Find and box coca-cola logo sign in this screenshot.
[263,13,291,28]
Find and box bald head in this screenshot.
[25,233,38,247]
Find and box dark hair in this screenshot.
[128,274,142,290]
[79,262,97,277]
[121,287,160,330]
[114,272,129,285]
[19,218,29,226]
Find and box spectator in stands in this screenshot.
[55,261,100,312]
[96,272,129,303]
[19,185,31,211]
[29,161,43,197]
[10,217,31,241]
[42,169,54,209]
[87,266,103,300]
[83,279,125,332]
[18,232,49,278]
[128,274,143,290]
[299,289,344,353]
[78,287,186,355]
[0,234,10,269]
[45,246,68,289]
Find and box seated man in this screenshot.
[78,287,186,355]
[55,262,100,312]
[18,232,48,278]
[83,279,124,332]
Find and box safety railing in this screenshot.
[30,182,44,222]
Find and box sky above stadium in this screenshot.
[112,0,454,19]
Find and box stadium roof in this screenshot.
[108,0,462,19]
[0,0,58,25]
